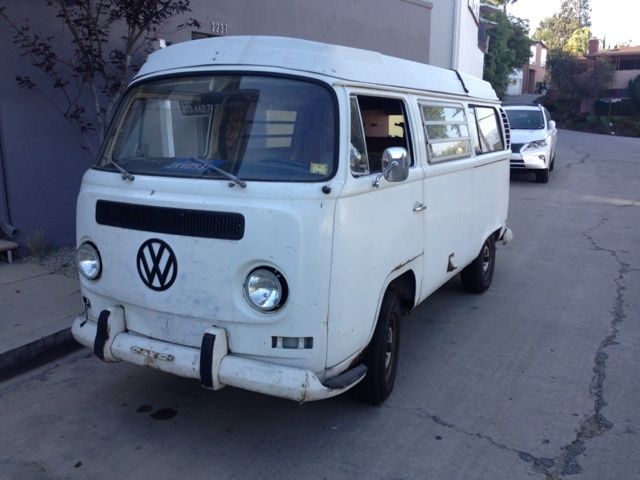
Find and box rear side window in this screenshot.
[469,106,504,154]
[421,103,471,162]
[349,95,412,175]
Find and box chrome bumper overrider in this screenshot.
[72,306,365,403]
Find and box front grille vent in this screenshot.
[510,143,525,153]
[96,200,245,240]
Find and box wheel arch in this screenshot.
[365,265,418,345]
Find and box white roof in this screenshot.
[135,36,498,102]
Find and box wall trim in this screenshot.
[399,0,433,9]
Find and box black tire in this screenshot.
[536,167,549,183]
[550,155,555,172]
[461,236,496,294]
[353,289,401,405]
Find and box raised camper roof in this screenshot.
[135,36,498,101]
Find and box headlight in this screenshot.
[77,242,102,280]
[523,139,548,151]
[243,267,288,312]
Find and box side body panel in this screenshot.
[326,88,424,368]
[416,100,510,301]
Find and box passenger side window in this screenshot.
[421,103,471,162]
[469,106,504,154]
[350,95,412,175]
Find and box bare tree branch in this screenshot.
[0,0,196,154]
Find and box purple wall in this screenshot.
[0,3,97,248]
[0,0,431,249]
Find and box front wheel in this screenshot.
[461,236,496,294]
[353,289,401,405]
[536,167,550,183]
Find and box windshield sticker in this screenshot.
[310,163,329,175]
[162,158,224,173]
[179,101,214,117]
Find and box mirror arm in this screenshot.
[372,160,399,188]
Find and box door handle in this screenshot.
[413,203,427,212]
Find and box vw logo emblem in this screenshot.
[136,239,178,291]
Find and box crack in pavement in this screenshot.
[564,145,591,170]
[527,208,632,479]
[386,205,634,480]
[384,404,555,476]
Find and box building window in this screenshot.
[617,57,640,71]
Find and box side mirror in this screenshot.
[373,147,409,187]
[548,120,556,130]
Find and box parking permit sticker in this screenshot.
[162,158,224,174]
[310,163,329,175]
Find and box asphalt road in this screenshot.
[1,130,639,480]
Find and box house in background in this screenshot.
[507,41,548,96]
[586,39,640,98]
[576,39,640,113]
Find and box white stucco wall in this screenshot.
[612,69,640,89]
[429,0,484,78]
[507,69,524,96]
[429,0,455,70]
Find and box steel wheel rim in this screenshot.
[481,245,491,274]
[384,320,396,382]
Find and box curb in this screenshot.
[0,328,83,381]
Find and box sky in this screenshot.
[507,0,640,47]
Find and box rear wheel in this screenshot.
[461,236,496,294]
[353,289,401,405]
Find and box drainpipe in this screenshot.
[450,0,461,71]
[0,105,18,238]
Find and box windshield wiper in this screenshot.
[189,157,246,188]
[108,159,135,181]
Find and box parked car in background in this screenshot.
[504,104,557,183]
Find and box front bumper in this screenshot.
[510,151,548,170]
[72,306,366,403]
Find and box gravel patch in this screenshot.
[36,246,78,277]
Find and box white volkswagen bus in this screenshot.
[72,36,512,404]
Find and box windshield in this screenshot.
[97,75,336,182]
[504,109,545,130]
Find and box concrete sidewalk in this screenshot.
[0,259,82,377]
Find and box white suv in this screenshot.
[504,104,557,183]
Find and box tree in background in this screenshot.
[577,57,614,99]
[546,50,613,114]
[484,0,519,13]
[0,1,199,154]
[483,12,531,99]
[533,0,591,51]
[565,27,591,55]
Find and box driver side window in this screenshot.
[349,94,412,176]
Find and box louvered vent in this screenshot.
[500,108,511,150]
[95,200,245,240]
